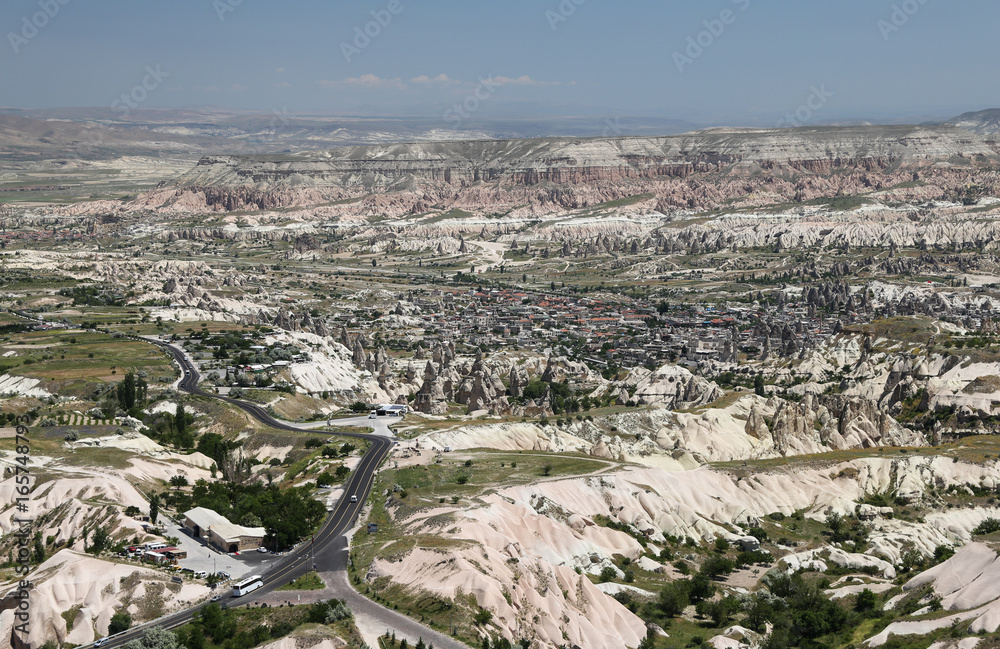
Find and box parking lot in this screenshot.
[159,519,278,582]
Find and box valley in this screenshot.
[6,116,1000,649]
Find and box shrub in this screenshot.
[109,611,131,634]
[473,608,493,625]
[973,518,1000,535]
[933,545,955,563]
[855,588,877,613]
[325,599,352,623]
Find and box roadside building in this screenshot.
[182,507,265,553]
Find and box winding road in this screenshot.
[99,336,468,649]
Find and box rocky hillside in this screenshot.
[177,125,997,189]
[946,109,1000,136]
[130,125,996,216]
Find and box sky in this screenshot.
[1,0,998,126]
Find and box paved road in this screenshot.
[96,337,469,648]
[256,537,469,649]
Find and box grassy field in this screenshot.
[386,450,609,500]
[0,329,175,397]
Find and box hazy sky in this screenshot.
[2,0,997,124]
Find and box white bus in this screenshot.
[232,575,263,597]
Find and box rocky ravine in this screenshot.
[368,455,1000,649]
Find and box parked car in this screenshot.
[257,547,268,553]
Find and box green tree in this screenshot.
[117,372,137,411]
[688,572,716,602]
[697,596,739,627]
[110,611,132,634]
[754,374,766,397]
[175,402,188,435]
[90,526,110,554]
[196,433,231,466]
[700,555,735,579]
[169,475,189,489]
[32,532,45,564]
[122,626,179,649]
[149,491,161,525]
[657,580,690,617]
[855,588,877,613]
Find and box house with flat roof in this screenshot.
[182,507,265,553]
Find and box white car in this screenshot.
[368,412,377,419]
[257,547,268,553]
[350,495,358,503]
[95,639,110,648]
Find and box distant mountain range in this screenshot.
[0,108,698,161]
[942,109,1000,136]
[1,107,998,162]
